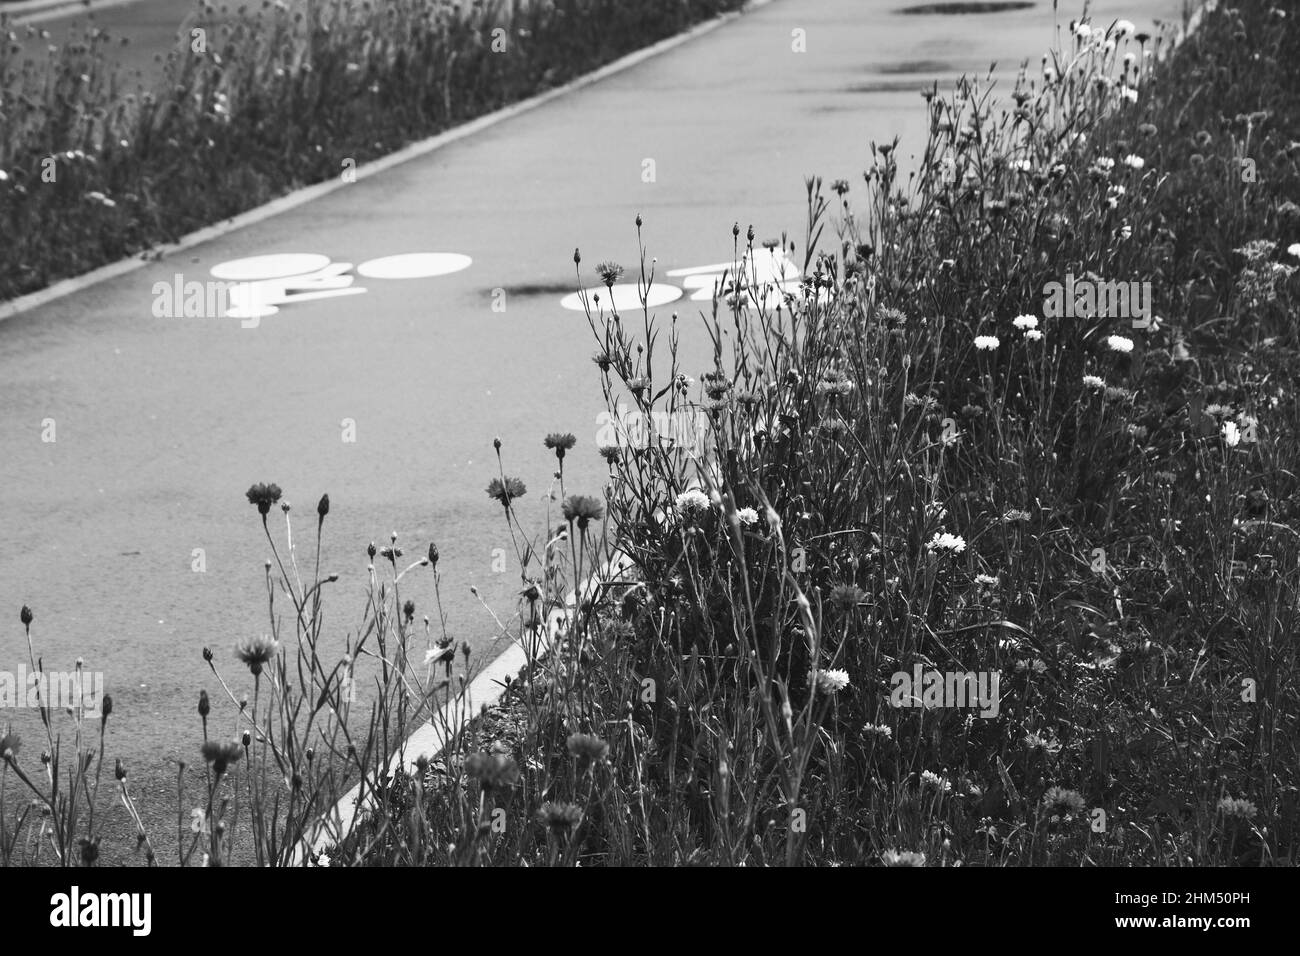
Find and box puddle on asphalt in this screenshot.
[897,2,1036,13]
[875,59,959,74]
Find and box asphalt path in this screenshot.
[0,0,1187,858]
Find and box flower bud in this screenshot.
[317,493,330,519]
[198,690,210,718]
[20,605,32,627]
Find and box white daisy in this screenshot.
[812,668,851,694]
[927,532,966,554]
[675,489,710,514]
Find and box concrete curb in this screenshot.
[295,553,633,864]
[0,0,774,323]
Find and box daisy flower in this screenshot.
[1012,314,1038,330]
[974,335,1000,351]
[811,668,851,694]
[675,489,711,514]
[927,532,966,554]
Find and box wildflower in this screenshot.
[863,722,893,740]
[200,740,243,776]
[234,634,279,677]
[1092,156,1116,172]
[974,573,999,587]
[591,351,613,372]
[594,261,624,288]
[920,770,952,793]
[597,444,623,464]
[1122,153,1145,170]
[20,606,32,627]
[538,801,583,831]
[811,668,851,694]
[1042,786,1086,816]
[1288,242,1300,260]
[1011,314,1038,330]
[1216,796,1258,820]
[815,368,854,398]
[1119,86,1138,104]
[1024,329,1043,341]
[1104,386,1135,403]
[1002,509,1031,522]
[465,752,520,791]
[1106,335,1134,353]
[566,733,609,763]
[1222,421,1241,447]
[675,488,711,515]
[882,849,926,867]
[245,482,283,516]
[927,532,966,554]
[974,335,1000,351]
[561,494,605,530]
[736,506,760,526]
[486,476,527,509]
[1114,18,1135,36]
[544,432,577,460]
[1082,374,1106,390]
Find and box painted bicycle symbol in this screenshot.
[558,247,802,312]
[203,252,472,326]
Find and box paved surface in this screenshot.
[0,0,1187,857]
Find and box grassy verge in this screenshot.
[0,0,749,303]
[4,0,1299,866]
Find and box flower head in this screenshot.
[927,532,966,554]
[544,432,577,460]
[736,506,760,527]
[245,482,283,516]
[594,261,624,288]
[881,849,927,866]
[561,494,605,530]
[566,733,609,763]
[1106,334,1134,353]
[486,476,527,509]
[1012,314,1038,330]
[234,634,279,677]
[675,488,711,516]
[1042,786,1086,816]
[1082,374,1106,390]
[974,335,1000,351]
[465,752,520,791]
[1216,796,1258,820]
[538,801,583,831]
[811,668,851,694]
[200,740,243,776]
